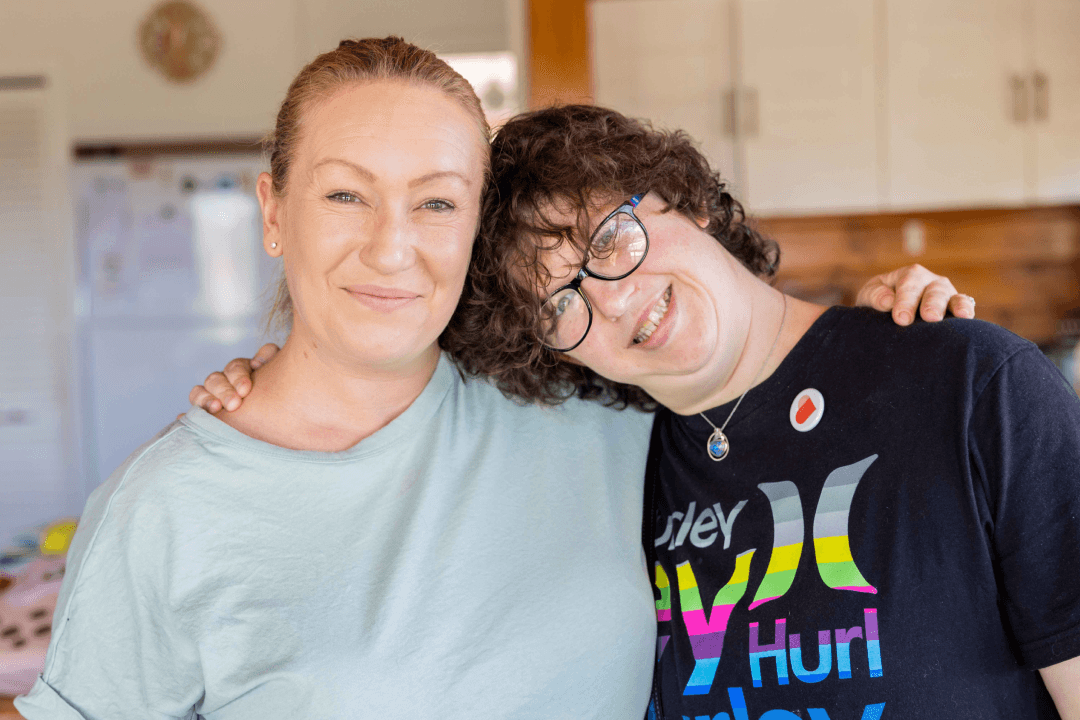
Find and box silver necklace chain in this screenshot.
[699,294,788,462]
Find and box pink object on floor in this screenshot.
[0,556,65,696]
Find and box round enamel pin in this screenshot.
[790,388,824,432]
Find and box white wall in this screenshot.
[0,0,511,142]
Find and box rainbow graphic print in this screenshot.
[655,562,672,658]
[812,456,878,594]
[749,481,804,610]
[677,549,756,695]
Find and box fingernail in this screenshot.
[925,310,941,321]
[226,399,240,412]
[898,310,912,324]
[251,361,262,369]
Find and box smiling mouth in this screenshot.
[345,286,421,312]
[633,285,672,345]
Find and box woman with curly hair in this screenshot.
[452,105,1080,718]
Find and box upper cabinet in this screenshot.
[589,0,1080,214]
[740,0,879,214]
[1031,0,1080,204]
[885,0,1028,209]
[591,0,736,187]
[885,0,1080,209]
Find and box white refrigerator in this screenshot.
[73,154,282,497]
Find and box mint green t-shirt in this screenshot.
[17,355,655,720]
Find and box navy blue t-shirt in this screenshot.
[646,307,1080,720]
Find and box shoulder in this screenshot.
[450,366,655,440]
[826,306,1035,383]
[93,418,235,506]
[832,305,1029,351]
[70,419,240,567]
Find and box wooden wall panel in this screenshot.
[527,0,592,108]
[760,205,1080,344]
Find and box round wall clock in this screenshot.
[138,1,222,84]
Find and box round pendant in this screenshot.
[706,428,730,461]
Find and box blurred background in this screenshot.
[0,0,1078,666]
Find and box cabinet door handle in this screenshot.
[743,87,760,138]
[723,87,737,137]
[1011,74,1029,123]
[1033,72,1049,122]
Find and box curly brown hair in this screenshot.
[440,104,779,410]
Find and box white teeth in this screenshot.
[633,286,672,345]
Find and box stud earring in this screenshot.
[270,242,278,249]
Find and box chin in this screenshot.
[339,328,439,370]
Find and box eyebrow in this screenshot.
[312,158,472,188]
[408,170,473,189]
[313,158,375,181]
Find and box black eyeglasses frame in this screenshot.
[542,194,649,353]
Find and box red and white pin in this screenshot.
[790,388,824,432]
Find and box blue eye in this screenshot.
[593,225,617,252]
[327,192,361,203]
[422,199,455,211]
[592,213,634,254]
[553,291,581,316]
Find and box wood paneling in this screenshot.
[527,0,592,107]
[759,205,1080,344]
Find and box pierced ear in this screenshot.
[256,172,284,257]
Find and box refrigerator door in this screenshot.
[74,156,281,492]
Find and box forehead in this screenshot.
[541,192,623,231]
[530,193,624,287]
[296,80,487,184]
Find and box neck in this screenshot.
[670,279,827,416]
[217,328,440,452]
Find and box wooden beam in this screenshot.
[527,0,593,108]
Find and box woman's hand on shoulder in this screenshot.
[189,343,280,413]
[855,264,976,326]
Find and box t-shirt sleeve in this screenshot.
[15,454,203,720]
[968,346,1080,669]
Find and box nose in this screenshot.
[360,208,415,275]
[581,275,635,321]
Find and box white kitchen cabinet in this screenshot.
[1031,0,1080,203]
[591,0,1080,215]
[885,0,1029,209]
[884,0,1080,209]
[591,0,737,191]
[592,0,880,214]
[740,0,879,214]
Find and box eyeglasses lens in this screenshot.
[543,287,590,351]
[587,212,647,279]
[542,208,647,351]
